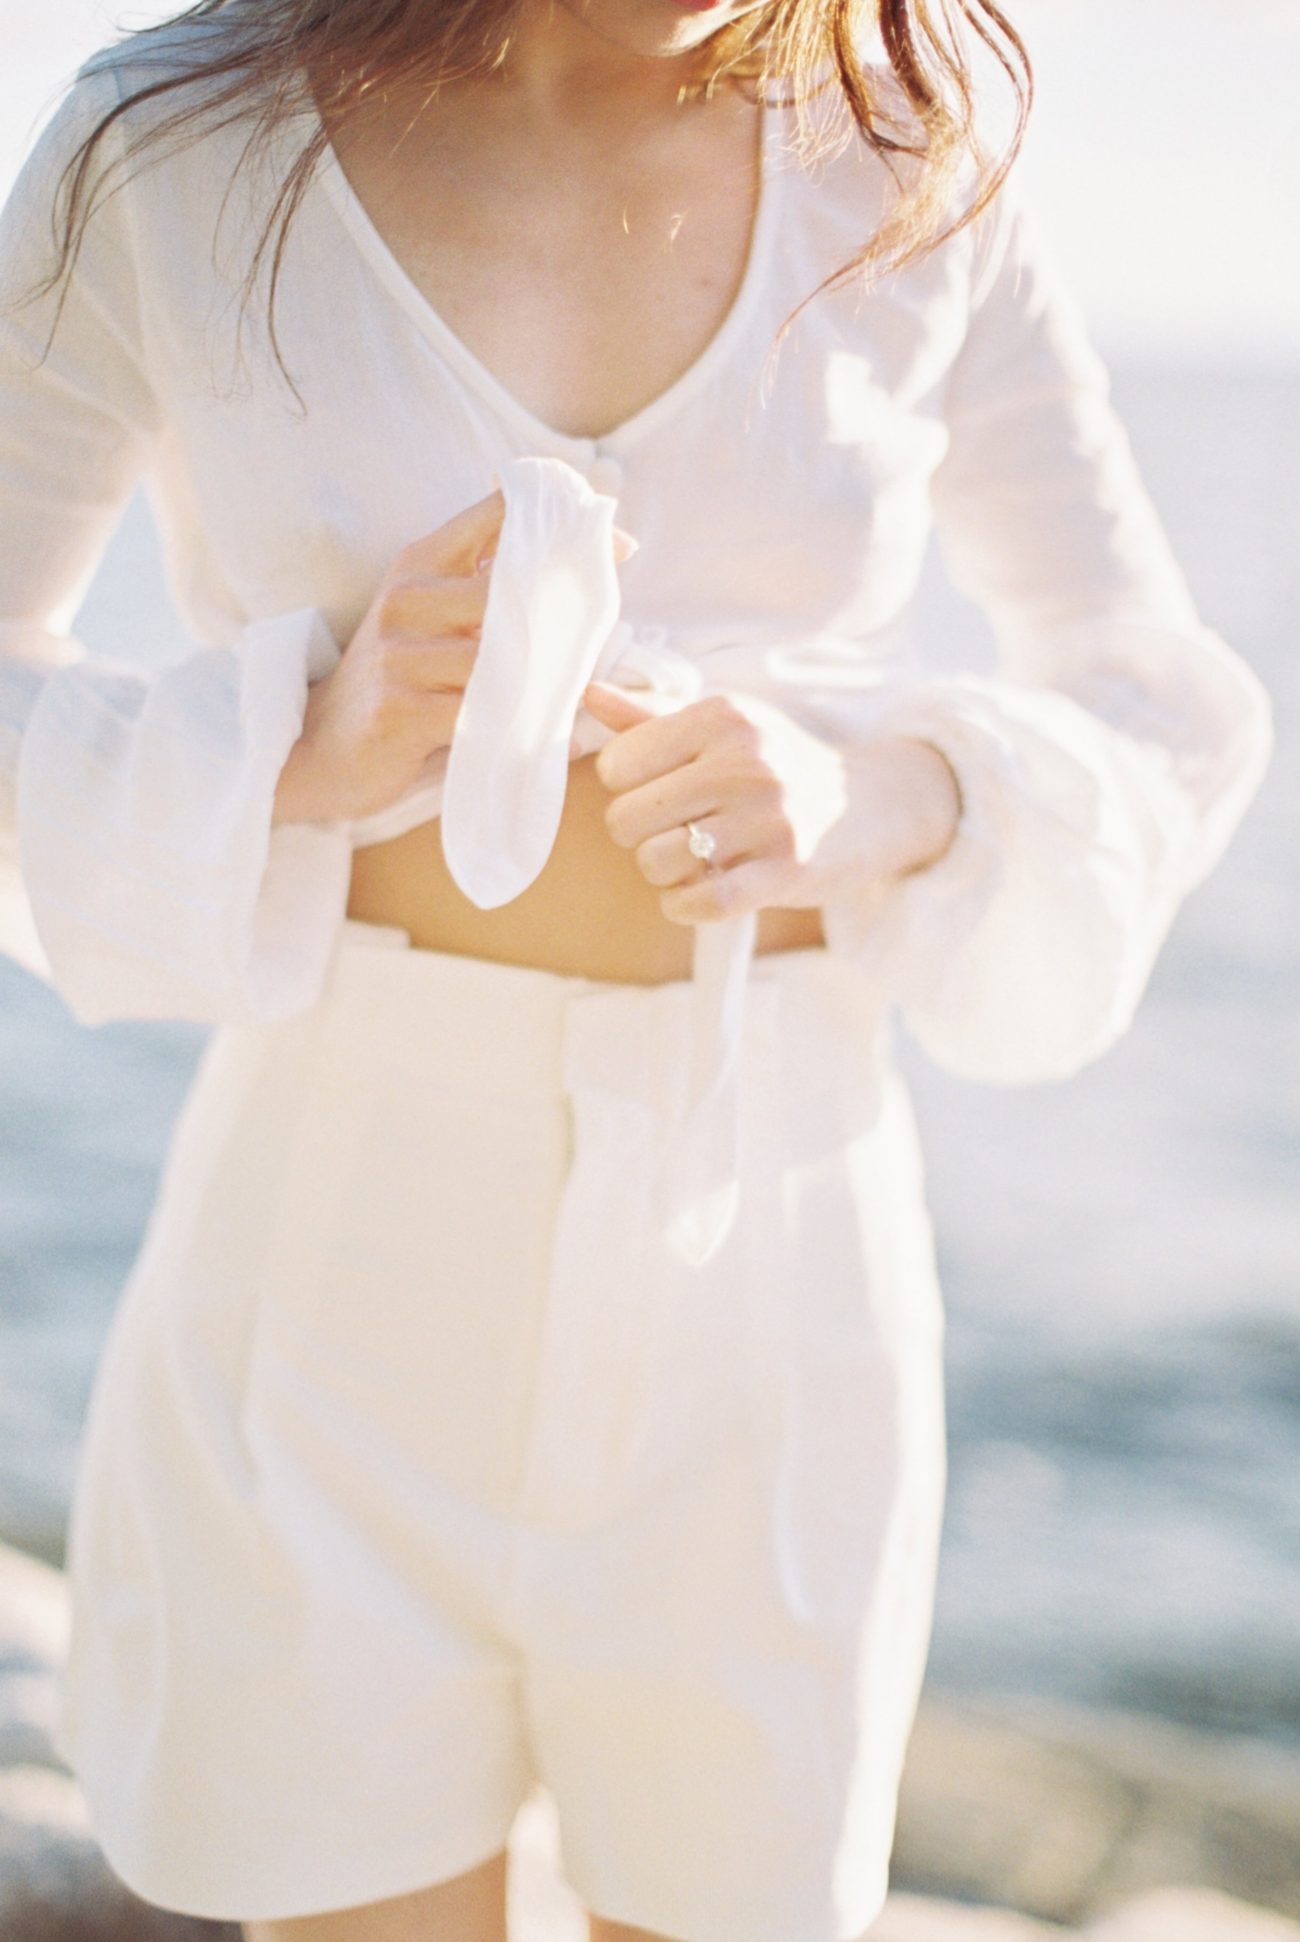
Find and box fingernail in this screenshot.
[614,527,640,560]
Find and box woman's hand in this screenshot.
[274,491,639,826]
[272,490,505,827]
[584,681,962,924]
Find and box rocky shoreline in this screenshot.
[3,1540,1297,1941]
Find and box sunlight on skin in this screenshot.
[551,0,773,65]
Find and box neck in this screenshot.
[485,0,724,123]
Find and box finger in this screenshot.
[381,637,478,691]
[583,681,662,736]
[602,763,722,851]
[380,575,489,639]
[635,816,736,889]
[612,526,639,564]
[660,857,776,926]
[396,489,507,578]
[588,694,718,798]
[380,687,464,755]
[590,690,747,792]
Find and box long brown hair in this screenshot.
[24,0,1032,400]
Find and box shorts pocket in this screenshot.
[235,1016,573,1520]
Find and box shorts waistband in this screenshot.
[310,919,880,1112]
[199,917,896,1295]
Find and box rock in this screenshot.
[866,1891,1067,1938]
[891,1691,1300,1926]
[863,1888,1300,1942]
[1082,1888,1300,1940]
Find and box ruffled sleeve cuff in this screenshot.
[818,619,1274,1086]
[13,609,354,1027]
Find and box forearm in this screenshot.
[846,733,964,884]
[769,730,965,916]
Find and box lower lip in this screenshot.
[667,0,727,11]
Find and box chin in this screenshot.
[557,0,738,58]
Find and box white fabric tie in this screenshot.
[436,454,757,1269]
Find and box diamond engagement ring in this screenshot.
[686,821,718,866]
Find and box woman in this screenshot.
[0,1,1272,1938]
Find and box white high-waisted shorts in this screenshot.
[54,919,947,1942]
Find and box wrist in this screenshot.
[831,733,962,891]
[893,735,963,875]
[270,675,356,827]
[271,725,341,827]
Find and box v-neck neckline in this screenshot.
[307,86,783,461]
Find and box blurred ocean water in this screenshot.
[0,363,1296,1744]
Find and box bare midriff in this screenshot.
[345,754,825,984]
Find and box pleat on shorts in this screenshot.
[54,918,948,1942]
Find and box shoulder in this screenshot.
[73,14,250,112]
[47,12,286,205]
[54,18,308,273]
[1,16,293,343]
[6,15,263,222]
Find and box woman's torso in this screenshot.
[332,72,823,977]
[107,31,975,978]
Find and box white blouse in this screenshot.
[0,29,1274,1248]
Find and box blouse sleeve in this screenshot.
[819,167,1274,1084]
[0,58,353,1027]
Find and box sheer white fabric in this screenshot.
[0,36,1273,1094]
[812,183,1273,1080]
[0,60,353,1020]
